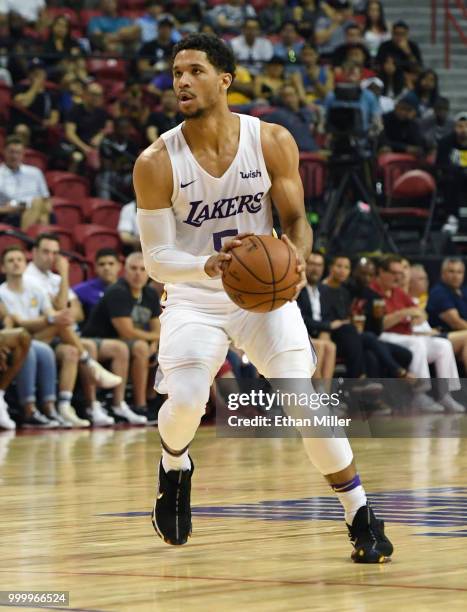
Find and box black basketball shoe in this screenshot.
[347,505,394,563]
[151,458,194,545]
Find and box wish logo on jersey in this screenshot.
[184,192,264,228]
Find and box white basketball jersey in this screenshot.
[161,113,273,304]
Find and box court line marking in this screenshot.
[0,569,465,593]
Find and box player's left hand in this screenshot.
[281,234,306,300]
[205,233,254,278]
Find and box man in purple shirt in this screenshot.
[73,248,121,321]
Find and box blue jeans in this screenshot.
[16,340,57,405]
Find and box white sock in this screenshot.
[162,449,191,472]
[335,485,367,525]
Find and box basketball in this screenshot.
[222,234,300,312]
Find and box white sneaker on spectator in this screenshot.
[87,359,122,389]
[88,401,115,427]
[59,403,91,428]
[112,401,148,425]
[411,393,444,413]
[0,396,15,430]
[23,409,59,428]
[439,394,465,413]
[48,407,72,428]
[441,215,459,235]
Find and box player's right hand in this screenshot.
[204,233,254,278]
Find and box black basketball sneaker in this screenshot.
[151,458,194,545]
[347,505,394,563]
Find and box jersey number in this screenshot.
[213,229,238,252]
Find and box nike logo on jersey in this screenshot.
[240,169,262,179]
[180,179,197,188]
[184,192,264,227]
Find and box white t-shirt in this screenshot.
[24,261,77,303]
[118,201,139,238]
[0,163,49,207]
[5,0,45,22]
[0,282,51,319]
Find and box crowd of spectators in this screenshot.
[0,1,467,429]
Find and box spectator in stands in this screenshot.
[230,18,273,76]
[0,136,51,230]
[96,117,139,202]
[362,0,390,58]
[407,69,440,118]
[57,73,85,118]
[376,21,422,70]
[370,254,464,412]
[11,58,60,149]
[377,54,405,100]
[418,97,454,150]
[258,0,289,35]
[436,112,467,234]
[290,44,334,104]
[138,16,176,67]
[145,89,183,143]
[273,21,304,68]
[263,84,318,152]
[41,15,82,73]
[87,0,140,53]
[0,246,77,428]
[136,0,182,45]
[227,65,255,107]
[361,77,394,115]
[114,82,151,138]
[379,95,427,156]
[64,82,113,171]
[0,322,31,430]
[427,258,467,333]
[332,23,369,67]
[314,0,355,58]
[325,61,381,133]
[253,56,287,103]
[118,201,140,253]
[290,0,323,39]
[73,248,121,321]
[82,252,161,419]
[333,42,374,83]
[208,0,256,35]
[408,260,467,375]
[19,234,123,424]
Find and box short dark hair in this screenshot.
[330,254,351,267]
[393,20,409,30]
[1,245,25,264]
[5,135,24,148]
[375,254,402,272]
[35,233,60,248]
[95,247,119,262]
[172,34,236,79]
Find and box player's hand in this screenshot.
[281,234,306,300]
[205,233,254,278]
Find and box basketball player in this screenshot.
[134,34,393,563]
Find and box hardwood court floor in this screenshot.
[0,423,467,612]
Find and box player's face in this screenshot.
[34,239,60,272]
[96,256,120,284]
[330,257,351,284]
[2,250,26,278]
[173,50,232,118]
[442,262,465,289]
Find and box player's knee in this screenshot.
[169,377,210,418]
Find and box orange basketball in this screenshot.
[222,234,299,312]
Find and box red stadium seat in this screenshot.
[68,256,91,285]
[0,83,11,122]
[87,58,127,81]
[24,149,49,173]
[0,224,30,254]
[81,9,101,29]
[121,9,145,18]
[249,105,277,118]
[53,201,84,227]
[26,224,75,251]
[379,170,437,253]
[120,0,146,8]
[81,197,116,221]
[73,224,121,258]
[377,153,423,203]
[45,171,90,200]
[299,153,327,200]
[90,201,121,229]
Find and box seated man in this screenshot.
[87,0,140,52]
[370,254,464,413]
[427,257,467,332]
[379,95,427,157]
[0,136,51,230]
[73,248,121,321]
[24,233,132,426]
[82,253,161,421]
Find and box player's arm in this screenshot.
[134,140,232,282]
[262,122,313,296]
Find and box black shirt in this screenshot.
[11,84,57,127]
[139,39,174,62]
[376,39,423,69]
[146,111,183,138]
[82,278,161,339]
[66,103,110,144]
[99,136,140,172]
[436,132,467,170]
[380,111,426,152]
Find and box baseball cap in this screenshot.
[361,77,384,90]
